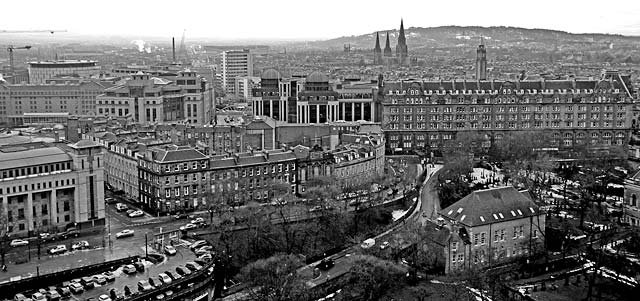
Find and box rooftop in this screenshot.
[0,144,71,170]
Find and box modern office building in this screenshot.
[0,80,106,125]
[381,70,635,153]
[221,49,253,95]
[235,76,260,100]
[28,60,101,84]
[0,140,105,237]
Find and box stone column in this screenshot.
[50,189,58,226]
[26,192,34,232]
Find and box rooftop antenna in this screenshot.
[172,37,176,62]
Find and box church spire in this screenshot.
[373,32,382,65]
[396,18,409,65]
[383,31,392,57]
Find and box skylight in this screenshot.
[493,214,498,220]
[517,209,523,215]
[448,210,453,215]
[460,215,466,221]
[457,207,464,213]
[511,211,516,217]
[498,213,504,219]
[479,216,485,222]
[529,207,535,213]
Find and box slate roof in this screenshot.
[0,146,71,170]
[153,146,207,163]
[440,186,541,227]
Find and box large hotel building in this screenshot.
[380,70,635,153]
[28,60,101,84]
[0,140,105,237]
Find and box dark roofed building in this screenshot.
[437,187,546,273]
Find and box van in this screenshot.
[360,238,376,249]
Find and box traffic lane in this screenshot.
[68,244,197,300]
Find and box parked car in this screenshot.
[13,293,27,301]
[165,271,182,281]
[45,290,61,301]
[164,245,177,256]
[10,239,29,247]
[115,229,134,238]
[56,286,71,298]
[137,280,153,292]
[196,245,213,253]
[191,217,205,224]
[197,253,212,262]
[195,249,211,257]
[115,203,128,211]
[81,276,95,289]
[185,261,202,272]
[174,213,188,219]
[148,277,161,288]
[61,227,80,239]
[175,266,191,276]
[93,274,107,285]
[316,258,335,271]
[71,240,89,251]
[380,241,390,250]
[180,223,197,231]
[122,264,137,275]
[158,273,172,285]
[105,197,116,204]
[98,295,112,301]
[189,240,208,250]
[30,293,46,301]
[109,288,121,301]
[128,210,144,218]
[133,262,145,272]
[103,271,116,282]
[49,245,67,255]
[68,283,84,294]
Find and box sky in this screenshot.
[2,0,640,41]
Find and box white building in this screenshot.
[235,76,260,100]
[221,50,253,95]
[28,60,101,84]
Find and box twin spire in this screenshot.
[372,19,409,65]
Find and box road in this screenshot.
[292,164,442,290]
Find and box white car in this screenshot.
[380,241,390,250]
[128,210,144,218]
[191,217,205,224]
[10,239,29,247]
[49,245,67,255]
[72,240,90,251]
[164,245,177,256]
[158,273,172,285]
[98,295,112,301]
[115,203,128,211]
[116,229,134,238]
[180,223,197,231]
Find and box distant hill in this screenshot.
[307,26,640,51]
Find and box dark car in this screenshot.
[133,262,145,272]
[81,276,95,289]
[175,266,191,277]
[165,271,182,281]
[173,213,188,219]
[317,258,335,271]
[56,286,71,298]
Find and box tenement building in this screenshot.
[138,145,210,213]
[381,70,635,153]
[0,140,105,237]
[437,187,546,273]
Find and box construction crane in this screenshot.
[7,45,31,83]
[0,30,66,34]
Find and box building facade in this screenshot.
[28,60,101,84]
[438,187,546,273]
[381,71,635,154]
[221,50,253,95]
[138,145,210,213]
[0,140,105,237]
[0,80,106,125]
[235,76,260,100]
[623,170,640,226]
[96,70,213,125]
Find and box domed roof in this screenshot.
[307,71,328,83]
[262,69,281,80]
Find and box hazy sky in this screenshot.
[3,0,640,41]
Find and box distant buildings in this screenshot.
[251,69,381,125]
[0,140,105,237]
[28,60,100,84]
[235,76,260,100]
[95,70,214,125]
[222,49,253,95]
[372,20,409,66]
[381,70,635,154]
[437,187,546,273]
[0,80,107,126]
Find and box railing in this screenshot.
[125,260,215,301]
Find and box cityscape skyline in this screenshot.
[3,0,640,41]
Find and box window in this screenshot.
[452,242,458,252]
[480,232,486,245]
[473,233,479,246]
